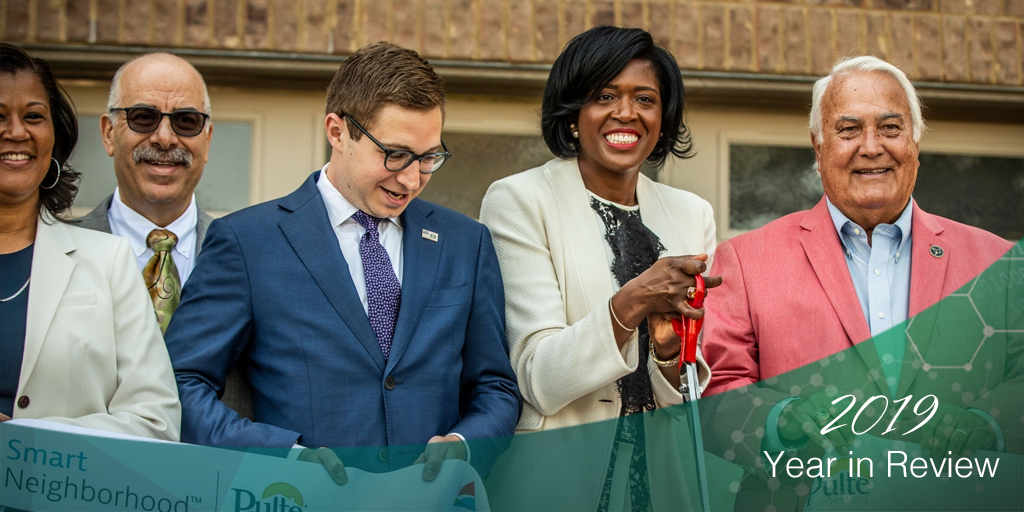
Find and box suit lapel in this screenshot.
[636,174,680,255]
[195,205,213,256]
[278,173,385,372]
[907,202,948,317]
[385,200,442,375]
[546,161,615,313]
[74,194,113,233]
[798,199,889,395]
[897,201,947,397]
[20,217,77,390]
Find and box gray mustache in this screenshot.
[133,146,192,167]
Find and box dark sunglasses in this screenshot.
[344,115,450,174]
[109,107,210,137]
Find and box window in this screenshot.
[728,144,820,231]
[417,133,555,219]
[727,143,1024,240]
[913,154,1024,241]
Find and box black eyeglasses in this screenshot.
[109,107,210,137]
[344,115,450,174]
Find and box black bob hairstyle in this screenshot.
[0,43,81,220]
[541,26,694,167]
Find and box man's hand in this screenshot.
[919,403,995,460]
[0,413,10,422]
[414,435,467,482]
[778,390,856,454]
[297,447,348,485]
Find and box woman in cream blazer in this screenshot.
[482,158,715,429]
[481,159,715,511]
[480,27,717,511]
[1,44,180,441]
[10,217,181,440]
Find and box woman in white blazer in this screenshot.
[0,44,180,441]
[480,28,720,511]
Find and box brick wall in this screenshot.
[2,0,1023,85]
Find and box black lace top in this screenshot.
[589,194,665,512]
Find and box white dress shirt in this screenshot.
[107,187,198,283]
[316,165,404,314]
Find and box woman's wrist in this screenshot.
[652,338,680,360]
[650,338,680,367]
[608,298,634,332]
[611,285,648,330]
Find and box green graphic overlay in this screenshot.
[689,240,1023,511]
[1,242,1020,511]
[0,428,489,511]
[486,241,1023,511]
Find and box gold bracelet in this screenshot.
[608,297,635,332]
[650,339,681,368]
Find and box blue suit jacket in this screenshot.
[165,172,521,474]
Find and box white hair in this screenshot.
[106,53,212,131]
[809,55,924,144]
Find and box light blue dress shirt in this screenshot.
[826,196,913,394]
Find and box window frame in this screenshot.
[719,131,814,240]
[719,127,1024,242]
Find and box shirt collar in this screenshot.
[109,187,198,257]
[316,164,402,229]
[825,196,913,256]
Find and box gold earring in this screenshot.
[570,123,579,139]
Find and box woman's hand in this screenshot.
[0,412,11,422]
[647,312,683,389]
[613,254,723,330]
[647,312,682,360]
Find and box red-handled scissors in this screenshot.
[671,273,706,368]
[671,273,710,512]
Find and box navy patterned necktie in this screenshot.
[352,211,401,359]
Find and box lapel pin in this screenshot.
[929,245,944,258]
[422,229,439,242]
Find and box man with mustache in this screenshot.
[77,53,252,418]
[79,53,211,312]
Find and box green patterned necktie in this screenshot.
[143,229,181,334]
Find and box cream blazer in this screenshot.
[479,158,714,510]
[10,216,181,441]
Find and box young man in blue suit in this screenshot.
[164,42,522,483]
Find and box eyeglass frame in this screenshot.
[342,114,451,174]
[108,107,211,137]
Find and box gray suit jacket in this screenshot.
[76,194,254,421]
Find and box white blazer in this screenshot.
[11,215,181,441]
[479,158,714,510]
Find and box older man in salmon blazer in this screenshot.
[701,56,1020,511]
